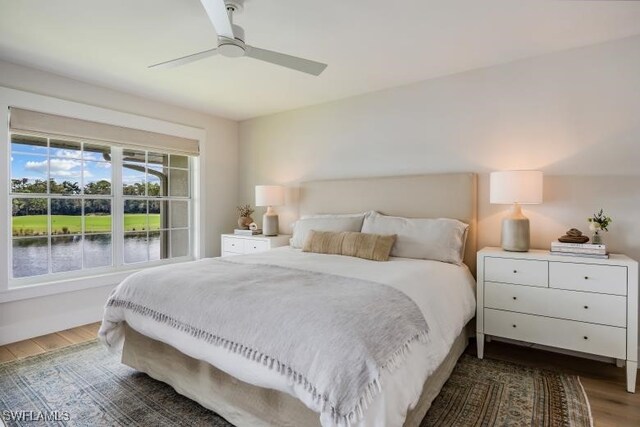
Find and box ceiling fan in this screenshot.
[149,0,327,76]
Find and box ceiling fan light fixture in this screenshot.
[218,40,246,58]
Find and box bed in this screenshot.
[100,173,478,427]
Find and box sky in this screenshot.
[11,139,123,187]
[10,137,186,190]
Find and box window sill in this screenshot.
[0,257,195,303]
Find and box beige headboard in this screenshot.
[298,173,478,276]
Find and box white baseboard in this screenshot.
[0,305,103,346]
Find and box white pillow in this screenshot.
[290,213,366,248]
[361,211,469,265]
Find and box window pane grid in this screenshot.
[11,134,112,197]
[122,197,191,265]
[10,133,115,279]
[121,149,191,265]
[10,134,192,282]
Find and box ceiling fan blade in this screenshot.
[199,0,235,39]
[149,48,218,69]
[245,45,327,76]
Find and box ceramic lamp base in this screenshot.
[263,207,279,236]
[501,204,530,252]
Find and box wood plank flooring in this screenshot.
[0,325,638,426]
[0,322,100,362]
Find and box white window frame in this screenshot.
[0,87,206,303]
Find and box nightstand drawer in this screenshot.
[484,281,627,327]
[485,257,548,287]
[245,240,269,253]
[484,309,626,359]
[222,237,245,253]
[549,262,627,295]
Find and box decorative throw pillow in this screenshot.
[290,213,366,248]
[302,230,396,262]
[361,211,469,265]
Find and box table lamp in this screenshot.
[255,185,284,236]
[490,171,543,252]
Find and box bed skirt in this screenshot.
[122,323,471,427]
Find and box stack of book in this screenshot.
[234,228,262,236]
[550,242,609,259]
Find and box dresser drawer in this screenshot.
[222,237,245,254]
[484,281,627,327]
[484,309,626,359]
[549,262,627,295]
[245,240,269,254]
[484,257,548,287]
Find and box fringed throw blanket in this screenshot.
[100,259,429,424]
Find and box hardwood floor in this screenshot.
[0,322,100,362]
[1,326,638,426]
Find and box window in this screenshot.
[10,133,193,282]
[121,149,190,264]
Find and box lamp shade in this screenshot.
[255,185,284,207]
[490,171,543,205]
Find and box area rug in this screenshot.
[0,340,592,427]
[421,355,593,427]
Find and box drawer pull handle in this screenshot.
[584,276,589,280]
[253,246,257,249]
[512,296,517,300]
[584,305,589,309]
[513,270,517,273]
[583,336,588,340]
[512,324,517,328]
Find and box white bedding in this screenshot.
[107,247,476,427]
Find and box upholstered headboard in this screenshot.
[298,173,478,275]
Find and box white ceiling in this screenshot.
[1,0,640,121]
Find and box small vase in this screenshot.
[237,216,253,230]
[592,231,603,245]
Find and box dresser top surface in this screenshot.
[479,247,637,266]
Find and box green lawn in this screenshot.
[124,214,161,232]
[12,214,161,236]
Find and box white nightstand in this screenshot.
[220,234,291,257]
[476,247,638,393]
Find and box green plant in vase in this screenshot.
[587,209,612,245]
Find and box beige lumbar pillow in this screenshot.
[302,230,396,261]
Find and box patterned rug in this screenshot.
[421,355,593,427]
[0,340,592,427]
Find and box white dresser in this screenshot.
[220,234,291,257]
[476,247,638,392]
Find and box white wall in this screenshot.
[238,35,640,361]
[0,60,238,344]
[238,35,640,263]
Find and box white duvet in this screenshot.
[104,247,476,427]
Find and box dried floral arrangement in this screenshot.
[236,204,255,218]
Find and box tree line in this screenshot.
[11,179,163,216]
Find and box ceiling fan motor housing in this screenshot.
[218,37,246,57]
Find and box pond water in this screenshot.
[12,234,163,278]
